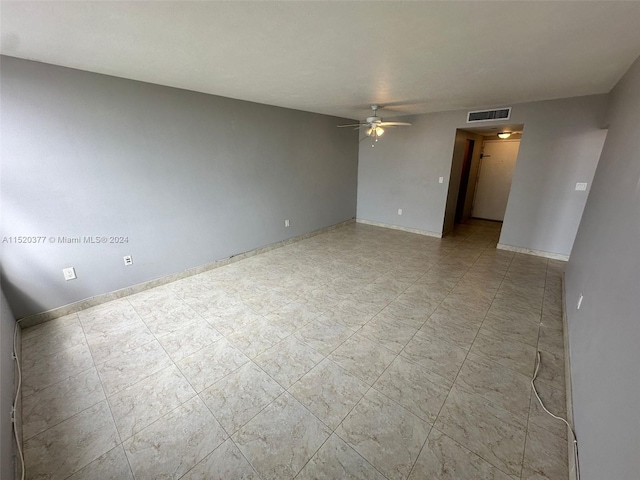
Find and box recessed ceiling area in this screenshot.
[2,1,640,120]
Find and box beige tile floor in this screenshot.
[20,220,569,479]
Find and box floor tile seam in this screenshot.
[285,380,354,435]
[173,341,256,395]
[21,320,84,352]
[480,250,534,479]
[20,333,93,372]
[231,389,336,479]
[414,426,518,480]
[199,377,282,440]
[449,372,532,422]
[467,327,543,380]
[288,434,331,480]
[176,291,249,335]
[175,436,254,480]
[147,312,246,398]
[74,316,128,451]
[25,226,508,480]
[280,328,330,360]
[473,327,540,352]
[20,362,97,403]
[364,253,464,358]
[405,423,435,480]
[296,318,360,360]
[205,357,303,437]
[431,384,532,477]
[20,312,82,343]
[430,246,518,437]
[85,327,171,366]
[163,330,228,365]
[21,393,108,445]
[329,400,419,480]
[125,296,183,340]
[319,353,436,445]
[90,329,174,386]
[115,391,200,446]
[26,398,128,479]
[482,310,545,327]
[120,392,230,479]
[527,405,570,443]
[223,321,296,358]
[391,347,451,388]
[242,295,300,318]
[387,241,495,352]
[366,371,445,425]
[533,375,564,392]
[520,382,536,479]
[103,359,199,409]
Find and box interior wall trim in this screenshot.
[355,218,442,238]
[497,243,570,261]
[18,218,355,328]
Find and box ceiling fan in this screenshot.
[338,105,411,140]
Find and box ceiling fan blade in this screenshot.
[378,122,412,127]
[337,123,366,128]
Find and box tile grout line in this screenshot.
[24,221,555,479]
[407,239,515,479]
[78,311,136,479]
[518,257,550,479]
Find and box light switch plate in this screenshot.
[438,176,444,184]
[575,182,587,191]
[63,267,76,281]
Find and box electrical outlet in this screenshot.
[577,293,584,309]
[439,176,444,184]
[63,267,76,281]
[123,255,133,266]
[398,209,403,215]
[285,219,290,227]
[575,183,587,191]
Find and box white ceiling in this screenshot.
[2,1,640,121]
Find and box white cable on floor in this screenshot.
[12,318,25,480]
[532,350,580,480]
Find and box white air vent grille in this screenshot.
[467,107,511,123]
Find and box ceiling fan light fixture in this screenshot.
[365,126,384,137]
[497,132,511,139]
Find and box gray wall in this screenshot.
[0,56,358,318]
[357,95,607,254]
[564,55,640,480]
[499,96,608,255]
[1,291,17,480]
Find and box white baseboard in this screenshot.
[562,274,579,480]
[497,243,570,261]
[356,218,442,238]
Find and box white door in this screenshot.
[472,140,520,221]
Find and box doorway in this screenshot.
[455,139,475,224]
[472,139,520,221]
[442,124,524,235]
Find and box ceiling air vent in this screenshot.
[467,107,511,123]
